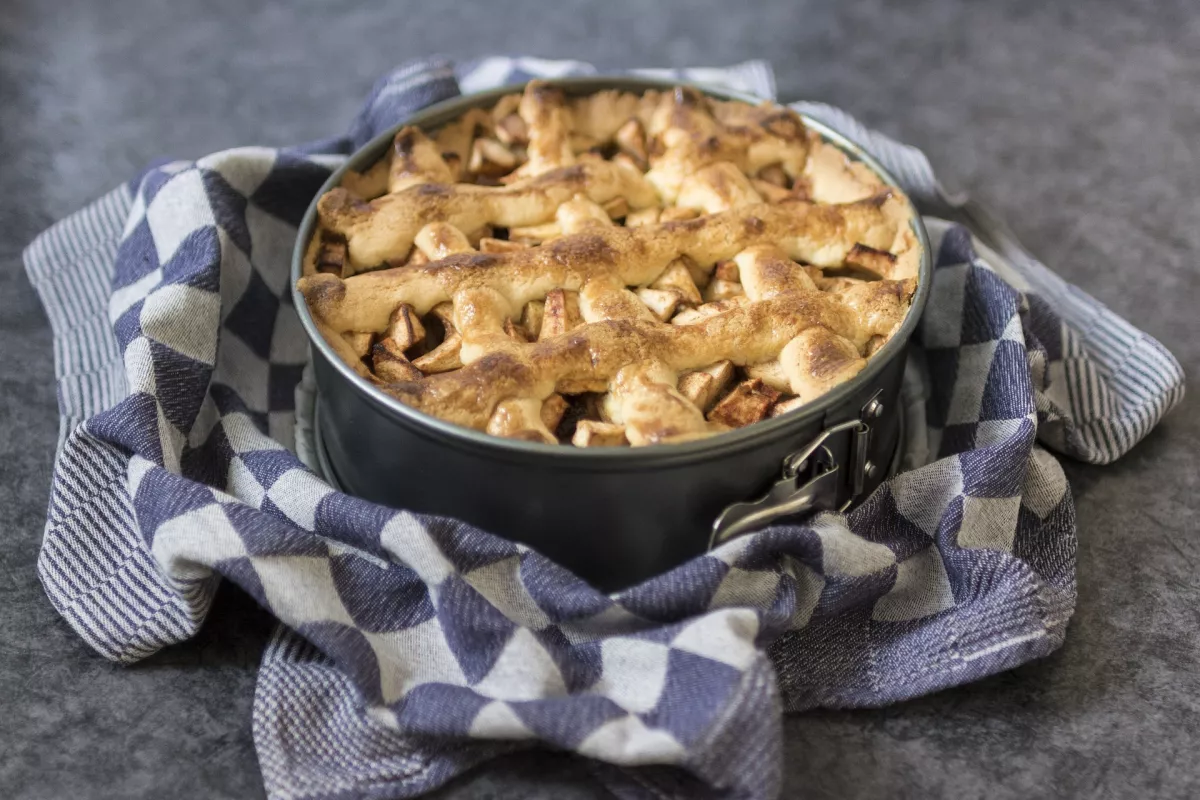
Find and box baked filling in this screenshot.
[298,82,921,447]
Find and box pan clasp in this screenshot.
[709,392,881,548]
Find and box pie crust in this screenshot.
[298,82,921,447]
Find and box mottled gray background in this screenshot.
[2,0,1198,798]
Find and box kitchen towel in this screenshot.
[24,57,1184,800]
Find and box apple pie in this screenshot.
[298,81,921,446]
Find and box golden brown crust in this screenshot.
[298,81,922,446]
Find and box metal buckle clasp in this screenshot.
[709,393,882,549]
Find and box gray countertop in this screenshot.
[3,1,1198,797]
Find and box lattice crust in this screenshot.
[299,82,922,446]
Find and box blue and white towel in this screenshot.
[24,58,1184,800]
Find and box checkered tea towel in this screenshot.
[24,57,1184,800]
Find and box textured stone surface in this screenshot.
[2,0,1197,797]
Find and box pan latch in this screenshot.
[709,395,881,548]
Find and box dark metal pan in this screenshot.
[292,77,932,591]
